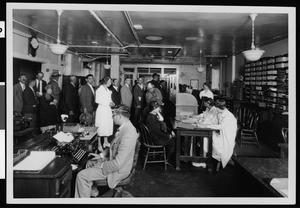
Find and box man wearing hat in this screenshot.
[48,71,61,105]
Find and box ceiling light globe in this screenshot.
[242,49,265,62]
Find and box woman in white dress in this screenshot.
[95,77,115,152]
[192,98,218,167]
[199,82,214,113]
[205,99,237,169]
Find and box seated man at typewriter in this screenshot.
[74,105,139,198]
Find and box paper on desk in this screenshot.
[270,178,288,197]
[181,118,198,124]
[53,131,74,143]
[14,151,56,171]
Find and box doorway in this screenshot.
[13,58,42,85]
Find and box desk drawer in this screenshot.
[55,168,72,197]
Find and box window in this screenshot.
[123,68,135,73]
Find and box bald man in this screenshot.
[61,75,80,123]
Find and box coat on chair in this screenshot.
[101,121,139,189]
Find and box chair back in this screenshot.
[236,107,259,130]
[281,127,288,143]
[245,111,259,130]
[139,121,155,146]
[131,136,141,170]
[235,107,252,127]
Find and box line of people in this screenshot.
[13,71,170,138]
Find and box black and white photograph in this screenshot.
[3,2,296,206]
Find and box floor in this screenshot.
[98,141,281,198]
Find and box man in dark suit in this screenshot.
[75,105,139,197]
[48,71,61,105]
[33,71,47,128]
[133,76,146,127]
[120,77,133,109]
[13,74,27,115]
[22,79,39,128]
[61,75,80,123]
[109,78,121,106]
[79,74,96,122]
[34,71,47,98]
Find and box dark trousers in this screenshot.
[160,138,175,162]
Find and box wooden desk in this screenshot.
[170,118,214,172]
[14,156,73,198]
[232,156,288,197]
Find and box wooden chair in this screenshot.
[139,121,167,170]
[93,138,141,197]
[278,127,288,158]
[236,108,260,148]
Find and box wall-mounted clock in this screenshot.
[28,36,39,57]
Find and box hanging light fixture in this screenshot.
[103,48,111,69]
[242,14,265,62]
[48,10,68,55]
[196,50,205,73]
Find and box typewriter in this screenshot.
[51,137,89,164]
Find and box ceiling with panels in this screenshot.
[12,7,288,64]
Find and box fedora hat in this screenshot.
[51,71,61,77]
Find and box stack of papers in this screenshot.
[53,131,74,143]
[270,178,288,197]
[14,151,56,172]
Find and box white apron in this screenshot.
[95,85,113,136]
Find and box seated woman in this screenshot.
[194,97,218,125]
[146,101,175,166]
[192,98,218,167]
[39,85,58,133]
[203,99,237,170]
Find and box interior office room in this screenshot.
[6,3,296,205]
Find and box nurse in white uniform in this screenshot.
[95,77,115,152]
[205,99,237,169]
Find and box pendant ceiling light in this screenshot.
[242,14,265,62]
[48,10,68,55]
[196,50,205,73]
[104,48,111,70]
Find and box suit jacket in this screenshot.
[33,79,47,95]
[120,85,133,108]
[102,121,139,189]
[61,82,79,115]
[133,84,146,109]
[79,84,95,113]
[22,86,39,114]
[48,80,61,103]
[13,83,24,114]
[109,85,121,106]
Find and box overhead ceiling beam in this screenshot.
[13,19,59,43]
[89,10,131,54]
[124,44,183,49]
[123,11,141,47]
[69,45,124,50]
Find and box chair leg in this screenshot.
[163,147,167,170]
[216,161,221,172]
[113,187,123,197]
[254,132,259,149]
[143,148,149,170]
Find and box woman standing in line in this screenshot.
[95,77,115,152]
[39,85,58,132]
